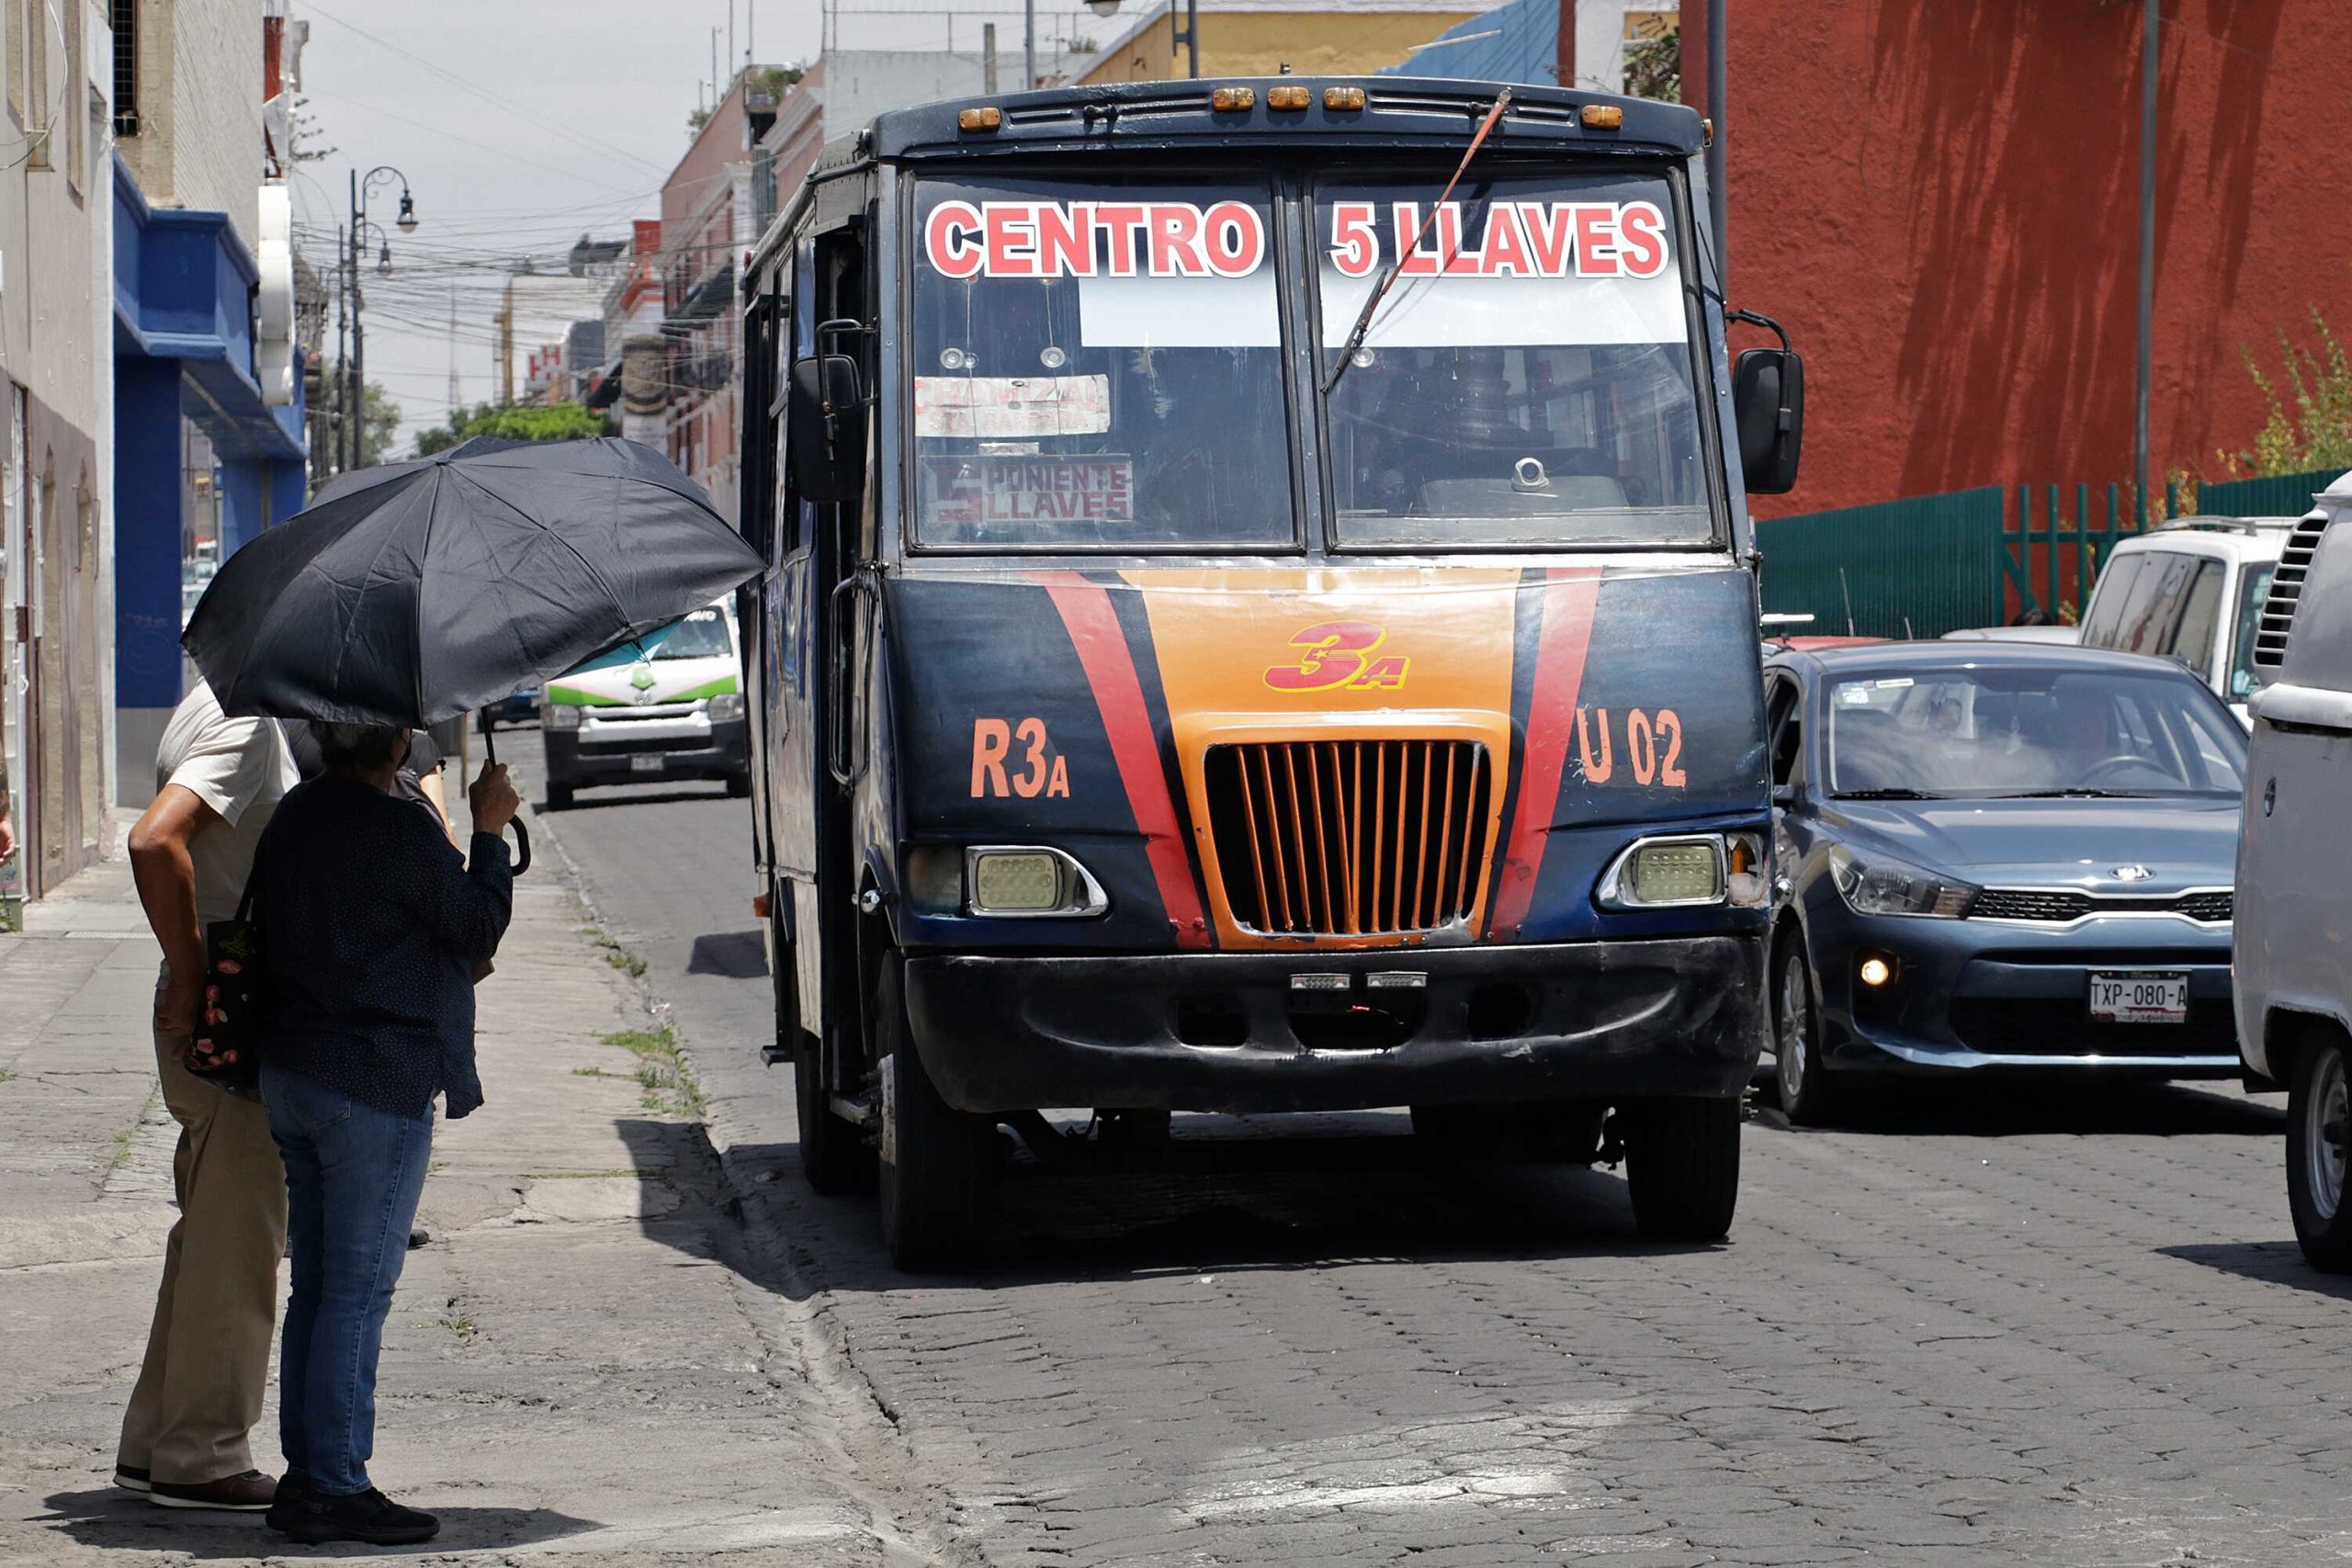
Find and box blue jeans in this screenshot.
[261,1062,433,1497]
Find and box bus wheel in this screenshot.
[794,1030,874,1194]
[872,949,990,1269]
[1622,1096,1741,1241]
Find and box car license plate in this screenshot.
[630,754,665,773]
[2088,971,2189,1024]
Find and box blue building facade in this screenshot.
[111,153,308,795]
[1379,0,1556,84]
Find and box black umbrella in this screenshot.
[184,437,763,873]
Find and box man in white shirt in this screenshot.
[116,680,299,1510]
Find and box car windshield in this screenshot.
[1826,664,2245,798]
[1317,170,1711,547]
[2227,562,2275,701]
[909,175,1293,549]
[653,608,733,660]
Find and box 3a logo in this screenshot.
[1263,621,1409,693]
[970,717,1070,799]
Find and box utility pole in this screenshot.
[2133,0,2156,527]
[1706,0,1727,276]
[497,284,515,405]
[334,222,349,477]
[1023,0,1035,87]
[346,164,417,470]
[447,286,461,424]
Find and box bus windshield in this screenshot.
[1318,171,1711,547]
[910,175,1295,549]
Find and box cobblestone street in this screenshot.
[531,734,2352,1568]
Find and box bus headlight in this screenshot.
[965,846,1108,918]
[1599,835,1726,908]
[707,692,745,722]
[544,701,582,731]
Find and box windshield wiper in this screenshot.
[1833,787,1945,800]
[1322,89,1513,398]
[1990,788,2152,799]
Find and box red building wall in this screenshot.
[1684,0,2335,517]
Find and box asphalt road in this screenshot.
[503,723,2352,1568]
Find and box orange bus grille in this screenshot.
[1204,739,1492,937]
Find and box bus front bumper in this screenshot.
[902,935,1767,1115]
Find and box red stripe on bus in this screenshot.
[1487,567,1604,938]
[1040,572,1212,949]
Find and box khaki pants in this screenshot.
[117,1028,288,1484]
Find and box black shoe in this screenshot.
[267,1485,439,1546]
[263,1472,312,1535]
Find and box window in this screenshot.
[652,606,734,660]
[62,0,79,191]
[109,0,133,135]
[2166,558,2224,674]
[1826,664,2244,799]
[6,0,23,125]
[910,174,1293,549]
[2119,551,2192,655]
[1766,674,1804,788]
[23,0,44,167]
[2078,552,2143,647]
[2225,562,2275,700]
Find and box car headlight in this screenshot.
[707,692,745,722]
[1829,845,1976,918]
[544,701,582,731]
[965,845,1108,918]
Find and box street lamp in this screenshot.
[1026,0,1119,90]
[346,164,417,472]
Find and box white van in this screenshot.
[2233,471,2352,1269]
[538,601,750,810]
[2075,517,2296,724]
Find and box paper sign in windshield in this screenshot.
[914,375,1112,439]
[925,456,1136,529]
[1327,200,1669,279]
[924,201,1267,279]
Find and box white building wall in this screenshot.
[118,0,264,244]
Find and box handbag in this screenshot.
[187,868,267,1091]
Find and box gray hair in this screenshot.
[315,722,408,773]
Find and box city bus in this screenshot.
[736,77,1804,1267]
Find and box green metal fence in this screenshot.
[2199,468,2346,518]
[1757,466,2346,637]
[1755,487,2005,638]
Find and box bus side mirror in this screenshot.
[1734,347,1804,495]
[788,354,867,505]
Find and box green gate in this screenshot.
[1754,488,2004,638]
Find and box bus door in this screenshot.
[777,204,876,1082]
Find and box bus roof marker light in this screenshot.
[1267,85,1310,111]
[958,107,1002,132]
[1211,86,1256,112]
[1580,103,1624,130]
[1323,86,1366,111]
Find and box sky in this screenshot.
[292,0,1128,455]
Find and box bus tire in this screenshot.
[872,949,990,1269]
[1623,1096,1741,1241]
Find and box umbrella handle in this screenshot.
[508,816,533,876]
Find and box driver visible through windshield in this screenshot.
[1828,665,2245,798]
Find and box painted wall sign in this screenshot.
[924,200,1269,279]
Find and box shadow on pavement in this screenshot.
[37,1487,598,1558]
[2159,1241,2352,1300]
[1754,1075,2283,1138]
[614,1111,1722,1300]
[539,787,732,813]
[686,930,767,978]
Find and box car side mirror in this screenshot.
[787,353,867,505]
[1734,347,1804,495]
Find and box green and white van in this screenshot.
[539,601,750,809]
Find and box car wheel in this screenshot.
[1773,934,1846,1125]
[544,782,573,811]
[1622,1097,1741,1241]
[872,949,992,1269]
[2287,1035,2352,1273]
[725,772,752,799]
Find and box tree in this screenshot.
[2233,308,2352,478]
[413,400,614,457]
[359,383,403,467]
[1623,24,1681,103]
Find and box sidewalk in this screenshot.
[0,804,882,1565]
